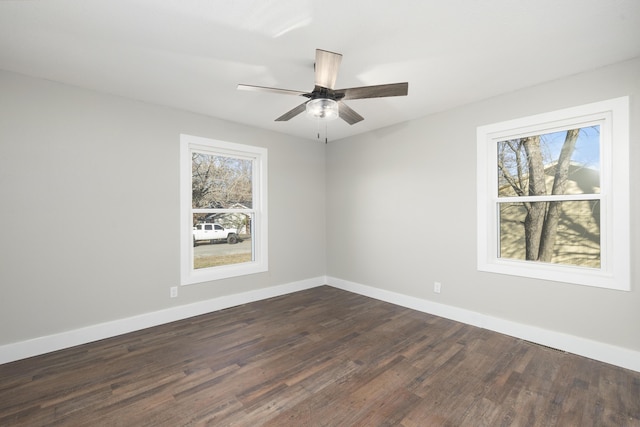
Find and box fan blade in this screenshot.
[315,49,342,89]
[339,82,408,100]
[237,84,308,97]
[275,102,308,121]
[338,102,364,125]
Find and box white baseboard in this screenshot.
[0,276,326,365]
[4,275,638,373]
[327,276,640,373]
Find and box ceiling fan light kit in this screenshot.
[305,98,339,120]
[238,48,408,138]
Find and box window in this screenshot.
[180,134,267,285]
[477,97,629,290]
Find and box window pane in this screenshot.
[497,126,600,198]
[192,152,253,209]
[192,213,253,269]
[498,201,600,267]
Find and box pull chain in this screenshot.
[325,122,328,144]
[314,119,329,143]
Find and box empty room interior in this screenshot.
[1,1,639,425]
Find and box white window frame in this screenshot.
[477,97,629,291]
[180,134,268,285]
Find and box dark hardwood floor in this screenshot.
[1,286,639,426]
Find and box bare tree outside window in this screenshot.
[496,126,601,267]
[192,153,252,210]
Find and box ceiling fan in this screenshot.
[237,49,408,126]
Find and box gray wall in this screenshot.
[326,57,640,352]
[2,57,638,355]
[0,70,326,346]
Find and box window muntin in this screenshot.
[477,97,629,290]
[181,135,267,285]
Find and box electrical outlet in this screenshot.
[434,282,441,294]
[170,286,178,298]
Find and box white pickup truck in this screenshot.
[193,223,239,246]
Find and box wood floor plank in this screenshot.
[0,286,638,426]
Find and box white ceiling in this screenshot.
[1,0,639,141]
